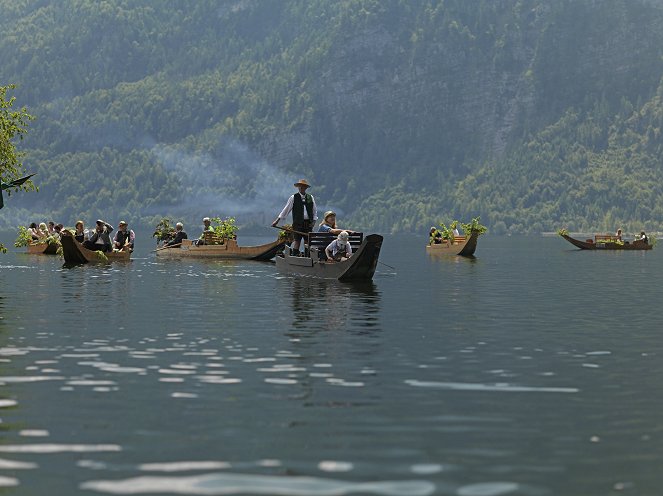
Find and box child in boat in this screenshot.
[325,231,353,262]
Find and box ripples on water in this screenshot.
[0,234,661,495]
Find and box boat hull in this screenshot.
[61,232,131,264]
[561,234,652,250]
[275,234,383,281]
[155,238,284,261]
[426,230,480,257]
[26,242,58,255]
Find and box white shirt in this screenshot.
[325,239,353,258]
[277,193,317,222]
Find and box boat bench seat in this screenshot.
[594,235,620,243]
[453,236,466,243]
[308,232,364,260]
[201,231,235,245]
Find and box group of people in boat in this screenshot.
[614,228,649,244]
[271,179,355,262]
[28,219,135,253]
[160,217,235,247]
[429,225,460,245]
[28,221,64,239]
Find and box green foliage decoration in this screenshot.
[94,250,109,262]
[152,218,176,244]
[210,217,238,242]
[14,225,33,247]
[278,224,293,242]
[460,217,488,235]
[557,228,569,237]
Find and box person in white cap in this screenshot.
[325,231,353,262]
[165,222,188,247]
[197,217,214,245]
[272,179,317,254]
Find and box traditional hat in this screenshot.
[294,179,310,188]
[323,210,336,220]
[119,220,127,226]
[176,222,183,228]
[203,217,210,222]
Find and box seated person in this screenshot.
[325,231,353,262]
[429,226,442,244]
[615,228,622,241]
[74,221,88,243]
[318,211,355,235]
[47,221,56,235]
[196,217,214,245]
[38,222,48,237]
[54,223,64,237]
[113,220,135,252]
[28,222,41,240]
[639,231,649,244]
[166,222,188,246]
[83,220,114,253]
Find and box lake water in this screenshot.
[0,232,661,495]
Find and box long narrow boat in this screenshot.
[26,242,58,255]
[560,233,652,251]
[60,231,131,264]
[275,233,383,281]
[426,230,480,257]
[155,237,285,261]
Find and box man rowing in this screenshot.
[271,179,318,255]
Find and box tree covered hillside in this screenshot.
[3,0,663,233]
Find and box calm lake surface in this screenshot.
[0,232,661,495]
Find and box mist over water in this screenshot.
[147,140,306,225]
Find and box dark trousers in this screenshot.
[83,240,111,252]
[292,220,313,244]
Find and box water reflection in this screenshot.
[289,278,381,333]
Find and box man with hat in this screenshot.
[272,179,317,254]
[113,220,135,252]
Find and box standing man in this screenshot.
[272,179,317,255]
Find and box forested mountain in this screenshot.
[3,0,663,233]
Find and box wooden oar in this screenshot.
[270,224,310,237]
[153,243,181,253]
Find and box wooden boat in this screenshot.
[60,231,131,264]
[560,233,653,250]
[26,241,58,255]
[155,233,285,261]
[275,232,383,281]
[426,230,480,257]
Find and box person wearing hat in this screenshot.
[271,179,318,254]
[318,210,355,235]
[165,222,188,247]
[325,231,353,262]
[113,220,135,252]
[83,219,114,252]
